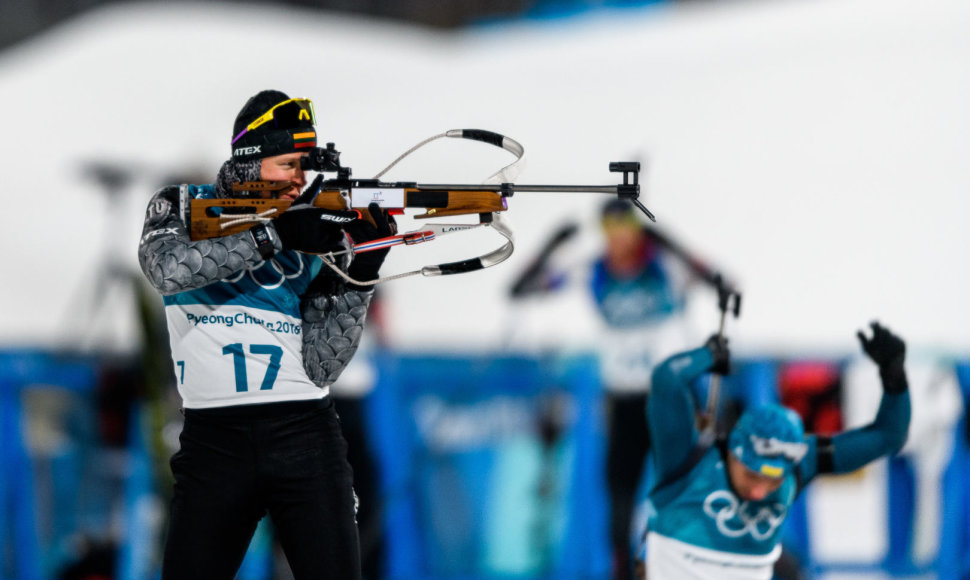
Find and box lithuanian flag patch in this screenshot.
[294,131,316,149]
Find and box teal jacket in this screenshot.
[647,346,910,556]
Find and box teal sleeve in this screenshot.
[648,346,714,480]
[798,390,911,483]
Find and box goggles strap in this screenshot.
[232,98,315,145]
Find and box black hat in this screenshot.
[230,89,316,160]
[600,198,637,219]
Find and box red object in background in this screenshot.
[95,359,143,447]
[779,361,843,436]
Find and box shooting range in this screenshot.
[0,0,967,578]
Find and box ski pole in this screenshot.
[702,275,741,437]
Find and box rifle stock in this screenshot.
[188,184,507,241]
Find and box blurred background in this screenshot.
[0,0,968,578]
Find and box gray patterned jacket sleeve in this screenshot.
[301,283,374,388]
[138,186,282,295]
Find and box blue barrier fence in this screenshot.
[368,353,610,579]
[1,349,968,579]
[0,350,99,580]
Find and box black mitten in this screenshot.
[857,321,908,393]
[344,203,396,288]
[271,176,351,254]
[705,334,731,376]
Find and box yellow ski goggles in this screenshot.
[231,98,315,145]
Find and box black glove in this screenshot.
[857,321,908,393]
[271,177,349,254]
[344,203,396,288]
[705,334,731,376]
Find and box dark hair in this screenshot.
[600,198,636,220]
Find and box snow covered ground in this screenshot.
[0,0,967,360]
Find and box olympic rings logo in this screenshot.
[702,490,786,541]
[223,255,305,290]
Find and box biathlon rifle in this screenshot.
[186,129,655,283]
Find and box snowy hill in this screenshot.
[1,0,967,356]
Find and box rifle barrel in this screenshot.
[417,184,621,194]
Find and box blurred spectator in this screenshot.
[509,199,723,580]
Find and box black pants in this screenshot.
[606,392,650,580]
[161,398,360,580]
[332,396,384,580]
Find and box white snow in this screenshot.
[0,0,967,358]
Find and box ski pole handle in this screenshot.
[702,308,730,435]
